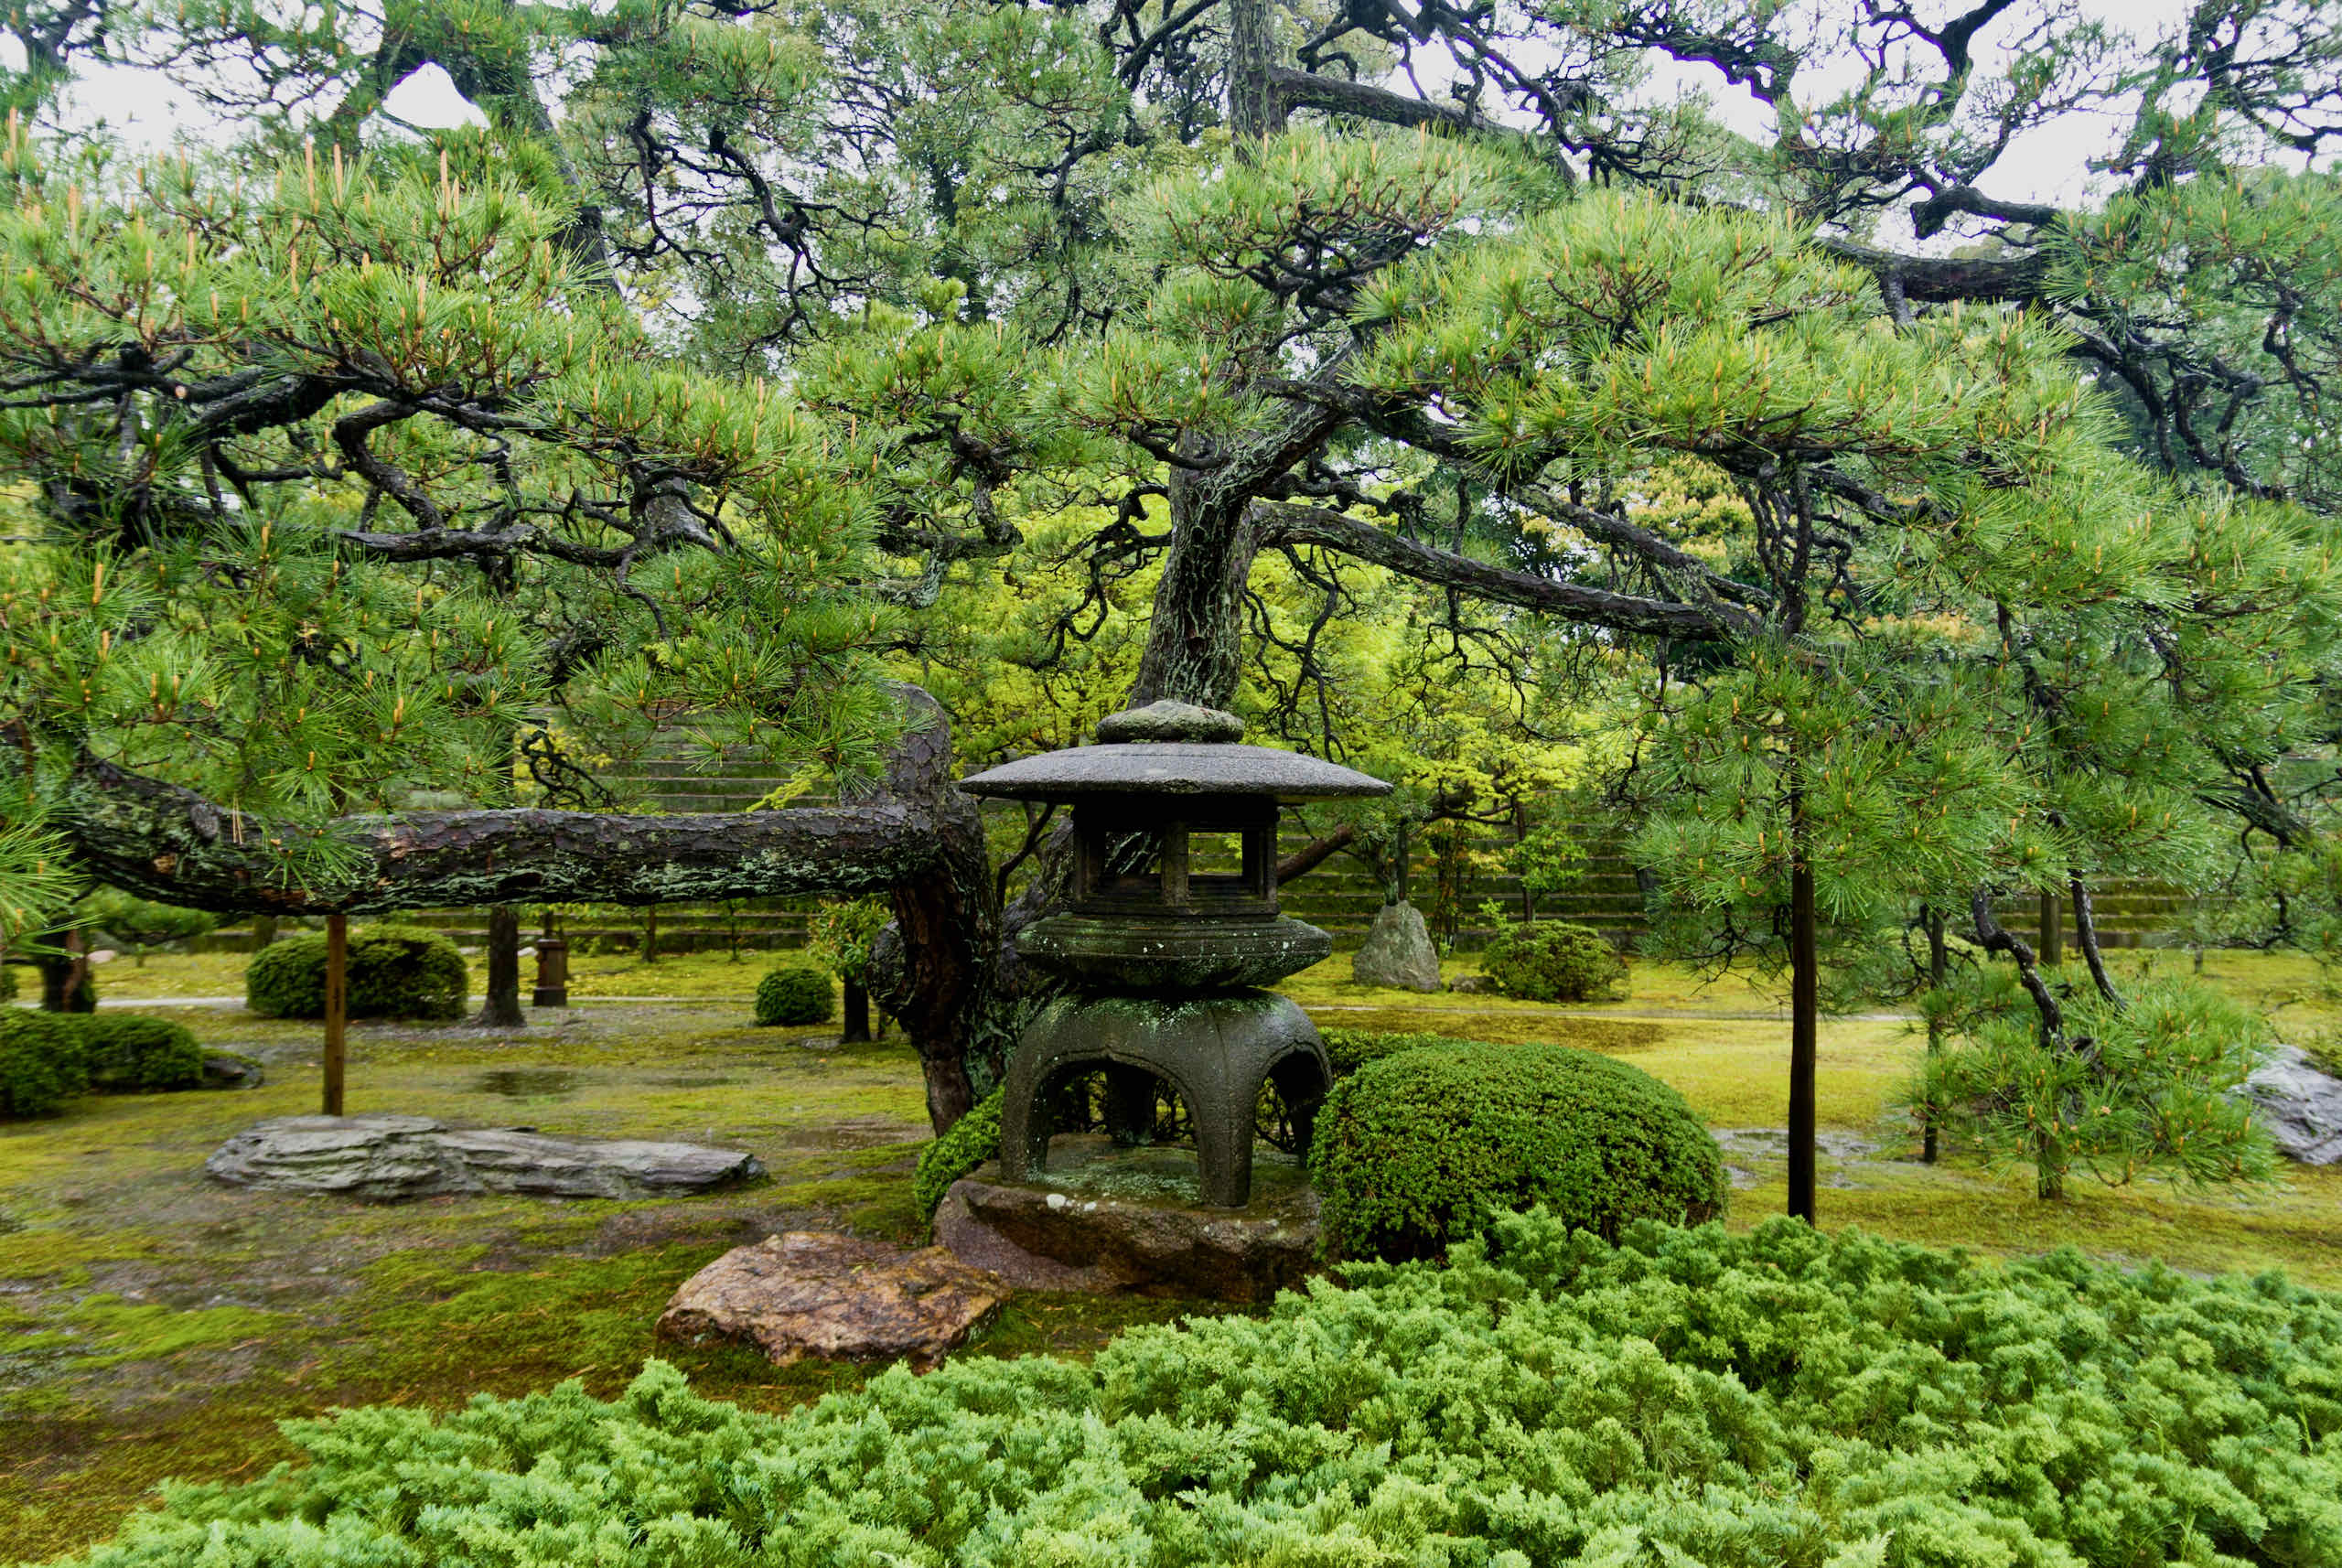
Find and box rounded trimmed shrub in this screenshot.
[754,962,834,1026]
[1478,918,1628,1002]
[78,1015,204,1092]
[1317,1026,1470,1077]
[914,1087,1003,1220]
[1311,1040,1724,1261]
[0,1012,87,1117]
[245,924,468,1020]
[2,1012,223,1115]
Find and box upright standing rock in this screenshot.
[1352,901,1443,993]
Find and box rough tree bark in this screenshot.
[842,978,873,1044]
[478,903,525,1027]
[1922,904,1948,1165]
[37,927,95,1013]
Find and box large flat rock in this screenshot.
[935,1135,1320,1303]
[205,1114,766,1200]
[2246,1044,2342,1165]
[656,1231,1007,1369]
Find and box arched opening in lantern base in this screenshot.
[1008,1043,1330,1209]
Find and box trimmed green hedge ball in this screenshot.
[1477,918,1628,1002]
[245,924,468,1021]
[1311,1038,1725,1261]
[754,962,835,1026]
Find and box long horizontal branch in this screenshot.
[1248,500,1755,640]
[67,683,978,919]
[1268,67,1531,145]
[62,760,951,916]
[1816,235,2051,303]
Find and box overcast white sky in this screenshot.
[53,0,2202,222]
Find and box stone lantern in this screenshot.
[960,700,1390,1207]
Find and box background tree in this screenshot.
[0,0,2332,1187]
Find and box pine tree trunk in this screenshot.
[1922,905,1947,1165]
[37,929,94,1013]
[1130,489,1260,709]
[252,915,277,949]
[1227,0,1284,149]
[2035,1132,2065,1199]
[322,912,347,1116]
[1788,789,1819,1224]
[842,977,872,1044]
[2070,875,2123,1008]
[475,904,525,1026]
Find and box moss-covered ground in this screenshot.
[5,943,2341,1560]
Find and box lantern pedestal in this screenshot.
[998,989,1332,1209]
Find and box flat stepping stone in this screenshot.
[656,1231,1007,1369]
[205,1114,765,1200]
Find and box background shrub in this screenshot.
[1,1013,214,1115]
[0,1013,86,1117]
[915,1088,1003,1219]
[1311,1039,1724,1260]
[754,963,834,1026]
[1477,918,1627,1002]
[78,1015,204,1092]
[81,888,219,962]
[245,925,467,1020]
[44,1216,2342,1568]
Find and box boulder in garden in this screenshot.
[2243,1044,2342,1165]
[657,1231,1007,1368]
[1350,901,1443,992]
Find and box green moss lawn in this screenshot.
[3,943,2339,1560]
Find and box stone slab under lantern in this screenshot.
[934,1137,1319,1302]
[960,701,1390,1209]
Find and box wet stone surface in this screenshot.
[205,1115,768,1201]
[2243,1044,2342,1165]
[936,1135,1321,1302]
[656,1230,1008,1369]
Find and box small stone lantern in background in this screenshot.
[960,701,1389,1207]
[532,913,568,1008]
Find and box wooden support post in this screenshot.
[2038,891,2063,967]
[323,912,347,1116]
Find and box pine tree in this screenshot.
[0,0,2333,1173]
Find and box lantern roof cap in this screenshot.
[961,702,1390,804]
